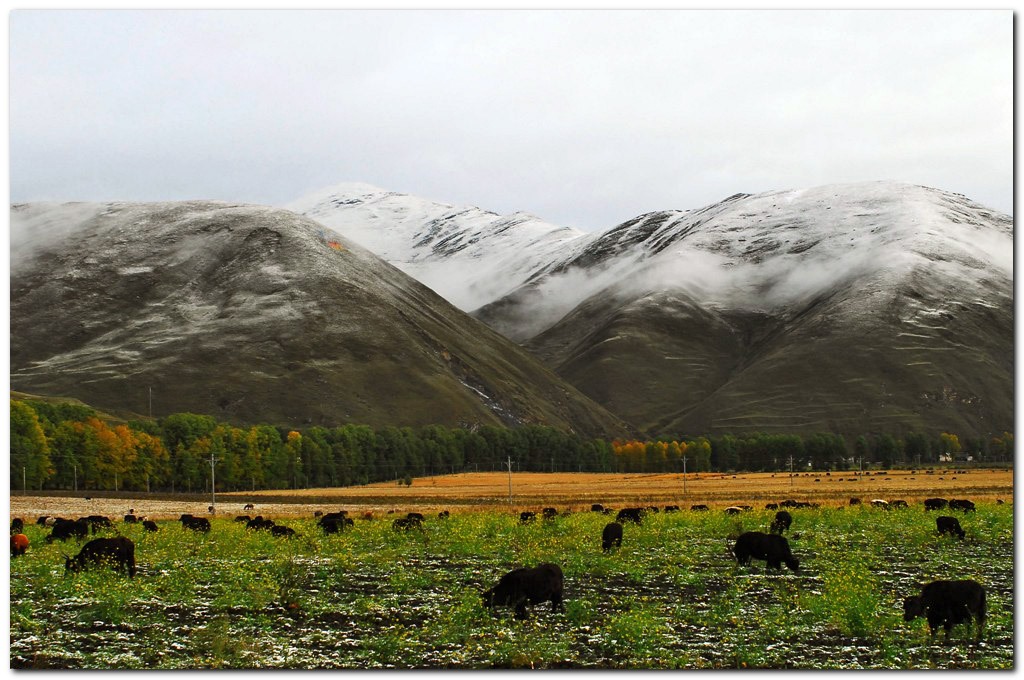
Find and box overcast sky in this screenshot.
[9,9,1013,231]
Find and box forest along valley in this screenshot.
[9,469,1014,669]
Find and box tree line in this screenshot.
[9,398,1014,492]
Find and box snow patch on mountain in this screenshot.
[285,182,589,310]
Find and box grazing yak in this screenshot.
[180,514,211,532]
[234,515,252,523]
[243,503,255,511]
[601,522,623,552]
[11,518,24,534]
[11,533,30,558]
[271,525,297,538]
[949,499,977,513]
[924,498,949,511]
[770,510,793,534]
[438,510,450,519]
[82,515,114,533]
[392,517,423,532]
[690,504,709,512]
[849,497,862,506]
[616,508,645,524]
[123,514,138,524]
[590,504,604,513]
[764,503,779,511]
[936,516,966,540]
[142,520,159,533]
[733,531,800,572]
[890,500,909,509]
[903,579,985,641]
[247,517,276,531]
[664,505,680,513]
[482,563,564,619]
[542,507,558,521]
[46,518,90,543]
[65,536,137,578]
[519,511,537,524]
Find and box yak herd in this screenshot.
[10,494,989,641]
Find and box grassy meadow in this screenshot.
[9,497,1014,669]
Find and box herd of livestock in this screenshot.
[9,494,990,642]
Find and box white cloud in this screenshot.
[9,10,1013,229]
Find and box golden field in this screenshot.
[9,468,1013,520]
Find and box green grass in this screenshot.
[10,504,1014,668]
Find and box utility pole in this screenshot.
[23,467,26,496]
[209,454,218,514]
[73,465,77,493]
[506,456,513,506]
[682,455,687,496]
[789,456,794,487]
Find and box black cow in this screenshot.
[392,517,423,532]
[142,520,159,533]
[733,531,799,572]
[11,518,24,534]
[519,511,537,524]
[65,536,136,577]
[180,514,211,532]
[616,508,645,525]
[46,518,89,543]
[246,517,275,531]
[949,499,976,513]
[271,525,296,538]
[924,498,949,511]
[82,515,114,533]
[690,504,709,512]
[601,522,623,552]
[936,516,965,540]
[770,510,793,534]
[123,514,138,524]
[542,507,558,521]
[903,579,985,641]
[482,563,564,619]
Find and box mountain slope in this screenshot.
[285,182,589,312]
[478,182,1013,438]
[9,201,632,436]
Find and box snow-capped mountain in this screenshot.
[288,180,1012,439]
[286,182,588,311]
[479,182,1014,437]
[9,200,631,436]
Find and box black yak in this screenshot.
[11,518,24,534]
[65,536,136,577]
[392,517,423,532]
[271,525,296,538]
[733,531,799,572]
[936,516,965,540]
[690,504,709,512]
[616,508,645,524]
[519,511,537,524]
[590,504,604,513]
[770,510,793,534]
[903,579,985,641]
[923,498,949,511]
[142,520,159,532]
[542,507,558,521]
[46,518,89,543]
[602,522,623,552]
[180,514,211,532]
[949,499,976,513]
[482,563,564,619]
